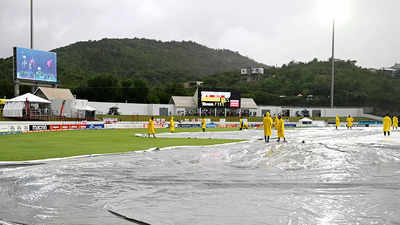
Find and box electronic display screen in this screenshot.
[198,89,240,108]
[14,47,57,83]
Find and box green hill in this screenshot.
[0,38,265,100]
[55,38,266,86]
[1,39,399,114]
[201,59,400,114]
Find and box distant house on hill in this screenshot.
[240,67,265,82]
[382,63,400,77]
[183,81,203,88]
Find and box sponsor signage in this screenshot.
[0,125,9,133]
[230,100,239,108]
[177,123,201,128]
[86,124,105,129]
[29,124,49,131]
[103,118,118,124]
[69,124,82,129]
[198,88,240,108]
[9,125,25,132]
[206,123,218,128]
[0,124,28,134]
[50,124,61,130]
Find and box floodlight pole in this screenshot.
[30,0,37,94]
[330,19,335,108]
[30,0,33,49]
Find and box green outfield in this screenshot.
[0,128,243,161]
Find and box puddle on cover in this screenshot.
[1,127,400,225]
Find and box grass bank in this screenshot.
[0,128,243,161]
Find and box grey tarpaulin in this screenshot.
[0,128,399,225]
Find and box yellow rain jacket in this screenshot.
[148,119,155,134]
[239,119,243,129]
[274,116,279,130]
[170,117,175,132]
[336,115,340,127]
[383,116,392,132]
[244,122,248,129]
[201,118,206,129]
[277,118,285,138]
[393,116,398,128]
[263,113,273,136]
[346,117,354,128]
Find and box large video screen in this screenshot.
[14,47,57,83]
[198,89,241,108]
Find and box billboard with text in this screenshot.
[198,89,240,108]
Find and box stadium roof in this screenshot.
[34,87,74,100]
[170,96,196,108]
[240,98,257,109]
[7,93,50,103]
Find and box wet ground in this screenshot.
[1,127,400,225]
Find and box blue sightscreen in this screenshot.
[14,47,57,83]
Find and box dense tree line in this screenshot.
[202,59,400,114]
[73,74,194,103]
[0,38,263,100]
[0,38,399,114]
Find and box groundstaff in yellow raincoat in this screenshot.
[336,115,340,129]
[148,117,156,138]
[346,115,354,129]
[393,116,398,130]
[383,114,392,136]
[170,117,175,133]
[263,112,273,143]
[201,117,206,132]
[274,115,279,130]
[239,118,243,130]
[277,115,286,142]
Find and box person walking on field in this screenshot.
[336,115,341,129]
[239,118,243,130]
[274,114,279,131]
[170,116,175,133]
[346,115,354,129]
[201,117,206,132]
[383,114,392,136]
[148,117,156,138]
[392,115,398,130]
[263,112,273,143]
[277,115,286,142]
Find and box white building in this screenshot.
[34,87,96,120]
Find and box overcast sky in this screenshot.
[0,0,399,68]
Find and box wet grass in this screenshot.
[0,128,243,161]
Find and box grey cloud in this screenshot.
[0,0,399,68]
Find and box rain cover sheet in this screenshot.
[1,127,400,225]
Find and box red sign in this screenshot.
[50,125,61,130]
[230,100,239,108]
[69,124,79,129]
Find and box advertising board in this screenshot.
[14,47,57,83]
[29,124,49,131]
[177,123,201,128]
[198,88,240,108]
[206,123,218,128]
[86,124,105,129]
